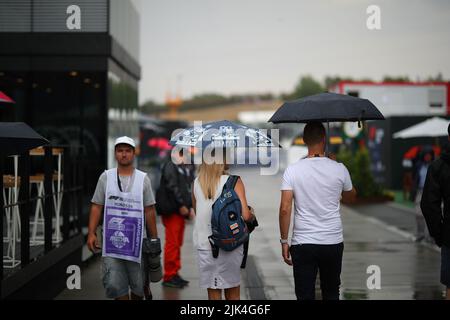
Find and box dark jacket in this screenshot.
[160,161,195,211]
[420,144,450,247]
[410,149,434,201]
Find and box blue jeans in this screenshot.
[102,257,144,299]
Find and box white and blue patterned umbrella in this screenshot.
[169,120,279,149]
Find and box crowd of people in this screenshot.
[86,122,450,301]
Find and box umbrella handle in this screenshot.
[326,121,330,155]
[358,109,366,128]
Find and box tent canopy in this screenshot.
[393,117,450,139]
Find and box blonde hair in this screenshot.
[197,163,226,199]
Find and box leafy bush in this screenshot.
[337,147,382,198]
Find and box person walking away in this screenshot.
[87,136,159,300]
[279,122,356,300]
[192,160,254,300]
[421,125,450,300]
[158,149,195,288]
[412,149,434,242]
[402,169,413,202]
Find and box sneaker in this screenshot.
[162,277,185,288]
[174,274,189,286]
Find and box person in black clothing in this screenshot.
[420,124,450,300]
[411,148,435,242]
[157,149,195,288]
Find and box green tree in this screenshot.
[353,148,382,197]
[257,92,274,101]
[337,147,382,198]
[324,76,375,91]
[382,75,411,82]
[140,100,165,115]
[336,147,355,181]
[280,92,292,101]
[324,76,354,90]
[290,75,324,100]
[182,93,228,110]
[426,72,444,82]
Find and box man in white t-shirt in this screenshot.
[279,122,356,300]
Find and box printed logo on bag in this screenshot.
[108,217,126,231]
[108,195,123,201]
[108,195,141,207]
[230,223,239,230]
[110,231,130,249]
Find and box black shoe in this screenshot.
[162,277,185,288]
[174,274,189,286]
[144,285,153,300]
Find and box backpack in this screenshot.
[155,162,178,216]
[208,175,249,256]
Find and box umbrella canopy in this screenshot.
[403,145,441,160]
[0,91,14,104]
[268,92,384,124]
[393,117,450,139]
[169,120,279,149]
[0,122,49,156]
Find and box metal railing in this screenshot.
[0,145,85,285]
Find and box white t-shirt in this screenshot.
[280,157,353,245]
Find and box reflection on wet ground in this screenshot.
[232,166,446,300]
[341,240,445,300]
[57,166,446,300]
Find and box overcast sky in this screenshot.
[138,0,450,104]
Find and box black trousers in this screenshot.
[290,242,344,300]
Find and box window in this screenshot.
[347,91,359,98]
[428,88,444,108]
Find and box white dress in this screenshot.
[193,175,244,289]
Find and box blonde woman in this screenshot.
[192,162,253,300]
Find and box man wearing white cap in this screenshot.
[87,136,159,300]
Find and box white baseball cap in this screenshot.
[114,136,136,148]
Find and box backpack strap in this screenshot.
[227,175,239,190]
[220,175,240,194]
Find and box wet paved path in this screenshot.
[57,166,445,300]
[231,167,444,300]
[57,216,250,300]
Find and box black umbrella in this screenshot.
[0,122,49,156]
[170,120,280,149]
[269,92,384,153]
[268,92,384,124]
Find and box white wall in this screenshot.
[340,84,447,117]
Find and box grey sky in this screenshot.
[138,0,450,104]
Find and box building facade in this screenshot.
[0,0,141,195]
[330,81,450,189]
[330,81,450,117]
[0,1,141,298]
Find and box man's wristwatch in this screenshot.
[280,238,289,245]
